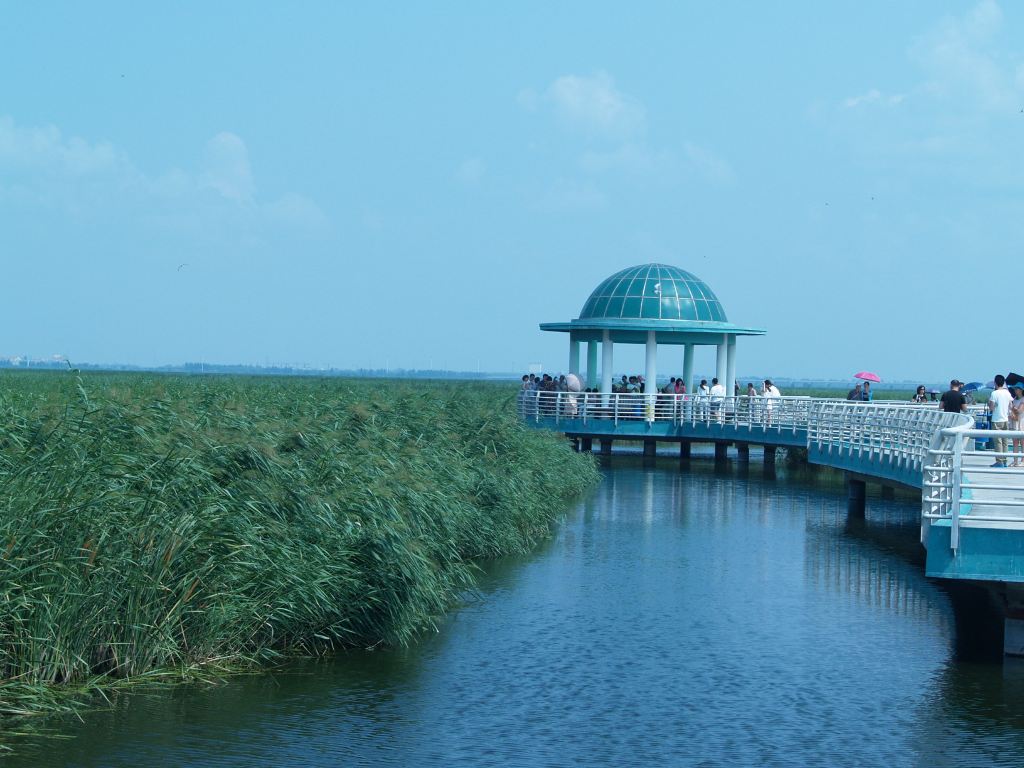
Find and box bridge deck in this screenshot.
[960,454,1024,526]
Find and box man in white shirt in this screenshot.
[698,378,710,421]
[709,377,726,423]
[989,374,1013,467]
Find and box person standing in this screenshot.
[861,381,873,401]
[698,378,710,421]
[989,374,1012,468]
[847,383,863,401]
[710,377,726,423]
[939,379,967,413]
[1011,386,1024,467]
[912,385,928,403]
[763,379,780,425]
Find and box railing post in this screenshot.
[951,433,963,551]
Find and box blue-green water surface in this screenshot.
[10,459,1024,767]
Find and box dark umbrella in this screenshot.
[1006,372,1024,387]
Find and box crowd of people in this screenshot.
[518,372,783,423]
[519,372,781,399]
[936,376,1024,468]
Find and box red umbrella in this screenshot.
[853,371,881,383]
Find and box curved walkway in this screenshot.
[519,392,1024,586]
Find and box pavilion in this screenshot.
[539,263,765,396]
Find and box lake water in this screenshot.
[10,457,1024,767]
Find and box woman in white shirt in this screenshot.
[1011,387,1024,466]
[762,379,780,425]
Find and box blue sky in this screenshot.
[2,2,1023,381]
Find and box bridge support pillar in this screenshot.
[1005,617,1024,657]
[764,446,777,465]
[714,442,728,462]
[680,441,691,461]
[736,443,750,462]
[599,439,613,455]
[644,439,657,458]
[847,476,866,517]
[580,437,593,453]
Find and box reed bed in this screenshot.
[0,372,599,724]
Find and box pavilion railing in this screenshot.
[518,391,822,431]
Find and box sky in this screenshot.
[2,1,1023,381]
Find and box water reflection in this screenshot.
[8,461,1024,767]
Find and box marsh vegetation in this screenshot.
[0,372,598,727]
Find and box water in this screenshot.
[10,458,1024,767]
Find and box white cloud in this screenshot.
[542,72,645,138]
[0,117,131,178]
[199,132,255,202]
[520,72,733,193]
[841,89,907,109]
[263,192,329,232]
[843,89,882,108]
[0,116,326,235]
[910,0,1021,110]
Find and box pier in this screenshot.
[519,390,1024,655]
[528,262,1024,655]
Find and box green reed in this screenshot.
[0,372,599,725]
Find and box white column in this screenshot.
[715,336,727,387]
[601,330,613,402]
[568,336,580,375]
[645,330,657,421]
[726,335,737,397]
[586,341,598,388]
[683,343,694,394]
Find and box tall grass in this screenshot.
[0,372,598,723]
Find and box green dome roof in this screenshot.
[579,263,727,323]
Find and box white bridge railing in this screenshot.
[805,401,968,477]
[923,426,1024,550]
[517,391,1013,550]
